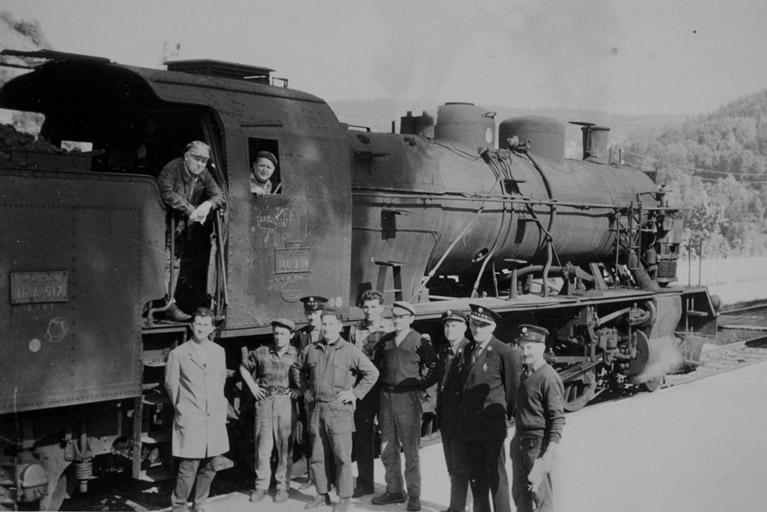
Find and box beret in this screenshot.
[255,150,278,168]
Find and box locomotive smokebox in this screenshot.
[499,116,565,165]
[434,102,495,151]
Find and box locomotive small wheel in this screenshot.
[563,369,597,412]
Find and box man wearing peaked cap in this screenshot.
[458,304,522,512]
[511,324,564,512]
[435,309,470,512]
[371,300,437,511]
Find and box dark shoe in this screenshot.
[406,496,421,511]
[352,485,375,498]
[165,303,191,322]
[274,489,289,503]
[305,493,332,509]
[249,489,266,503]
[371,492,406,505]
[334,498,350,512]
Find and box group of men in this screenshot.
[160,141,566,512]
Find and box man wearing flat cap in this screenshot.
[292,308,379,512]
[348,289,393,497]
[240,318,300,504]
[510,325,565,512]
[457,304,522,512]
[371,301,437,512]
[250,150,280,196]
[436,310,471,512]
[157,140,227,322]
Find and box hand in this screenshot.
[189,201,212,224]
[303,389,315,403]
[527,457,546,492]
[288,388,300,399]
[253,385,266,401]
[336,389,357,404]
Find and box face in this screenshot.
[443,320,467,343]
[362,299,383,324]
[305,309,322,329]
[273,326,292,349]
[191,315,214,342]
[253,157,275,181]
[469,318,495,343]
[183,148,209,176]
[321,314,342,343]
[521,341,546,367]
[391,310,414,333]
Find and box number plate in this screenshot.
[275,249,311,274]
[10,271,69,304]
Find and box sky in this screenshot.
[3,0,767,116]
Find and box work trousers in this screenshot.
[510,436,555,512]
[465,438,511,512]
[309,401,354,498]
[441,430,470,511]
[171,457,217,512]
[254,394,295,490]
[379,389,422,497]
[353,385,379,490]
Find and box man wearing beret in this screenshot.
[348,289,394,497]
[371,301,437,512]
[292,308,379,512]
[436,310,471,512]
[240,318,301,504]
[510,325,565,512]
[157,140,227,322]
[458,304,522,512]
[250,150,279,196]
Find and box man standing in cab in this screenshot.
[240,318,300,504]
[460,304,521,512]
[348,289,393,498]
[293,308,379,512]
[510,325,565,512]
[164,307,229,512]
[436,310,471,512]
[371,301,437,512]
[157,141,226,322]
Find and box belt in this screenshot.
[381,384,419,393]
[263,386,290,396]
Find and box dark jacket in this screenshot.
[157,157,226,217]
[436,337,469,434]
[372,329,438,391]
[458,336,522,441]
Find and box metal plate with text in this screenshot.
[10,271,69,304]
[275,248,311,274]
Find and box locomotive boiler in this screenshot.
[0,50,716,509]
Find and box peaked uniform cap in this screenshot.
[300,296,328,312]
[517,324,549,343]
[441,309,468,324]
[468,303,501,325]
[391,301,416,316]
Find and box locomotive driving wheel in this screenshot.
[562,369,597,412]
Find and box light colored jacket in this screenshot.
[165,340,230,458]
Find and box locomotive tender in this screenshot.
[0,50,716,509]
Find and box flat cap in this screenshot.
[185,140,210,156]
[271,318,296,331]
[255,150,278,168]
[391,301,416,316]
[516,324,549,344]
[469,303,501,325]
[441,309,467,324]
[300,296,328,312]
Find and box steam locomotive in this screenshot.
[0,50,716,509]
